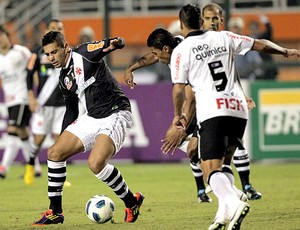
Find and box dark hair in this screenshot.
[179,4,201,30]
[46,18,62,28]
[147,28,179,50]
[202,3,223,17]
[0,24,9,36]
[42,31,65,47]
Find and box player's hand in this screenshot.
[110,37,125,49]
[285,49,300,58]
[161,124,186,155]
[245,96,256,111]
[103,37,125,52]
[124,68,137,89]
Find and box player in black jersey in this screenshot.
[33,31,144,225]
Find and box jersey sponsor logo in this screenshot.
[216,97,245,111]
[76,76,96,95]
[192,43,227,61]
[175,53,181,80]
[226,32,252,42]
[87,41,105,52]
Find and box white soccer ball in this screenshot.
[85,195,115,223]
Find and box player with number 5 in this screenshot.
[170,4,300,230]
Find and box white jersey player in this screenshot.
[0,24,32,178]
[171,30,249,123]
[0,43,30,107]
[170,4,299,230]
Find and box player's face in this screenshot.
[202,9,223,31]
[47,22,65,35]
[149,46,171,64]
[43,41,68,68]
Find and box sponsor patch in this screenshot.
[87,41,105,52]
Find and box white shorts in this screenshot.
[31,106,65,135]
[66,110,133,153]
[178,134,192,153]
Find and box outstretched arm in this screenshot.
[253,39,300,57]
[124,53,158,89]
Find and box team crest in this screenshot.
[64,77,73,90]
[75,67,82,76]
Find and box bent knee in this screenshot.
[48,145,64,161]
[88,158,105,174]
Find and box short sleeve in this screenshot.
[170,43,189,84]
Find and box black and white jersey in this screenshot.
[27,46,65,107]
[0,44,31,107]
[59,39,131,130]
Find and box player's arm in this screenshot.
[161,83,186,154]
[59,82,79,132]
[182,85,196,128]
[172,83,186,126]
[161,84,195,154]
[252,39,300,58]
[236,74,256,111]
[76,37,125,62]
[26,53,40,112]
[124,53,158,89]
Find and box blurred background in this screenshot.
[0,0,300,163]
[1,0,300,81]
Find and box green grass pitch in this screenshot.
[0,161,299,230]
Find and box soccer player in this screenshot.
[170,4,299,229]
[32,31,144,225]
[124,25,212,203]
[0,24,34,179]
[24,19,66,185]
[202,2,262,200]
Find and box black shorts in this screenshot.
[199,116,247,161]
[185,115,197,136]
[8,104,31,127]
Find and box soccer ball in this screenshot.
[85,195,115,223]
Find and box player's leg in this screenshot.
[15,105,32,162]
[188,136,212,203]
[24,133,46,184]
[20,106,45,184]
[222,164,248,202]
[47,106,72,187]
[33,130,83,225]
[233,144,262,200]
[1,105,27,178]
[0,131,19,178]
[90,111,144,223]
[201,117,250,229]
